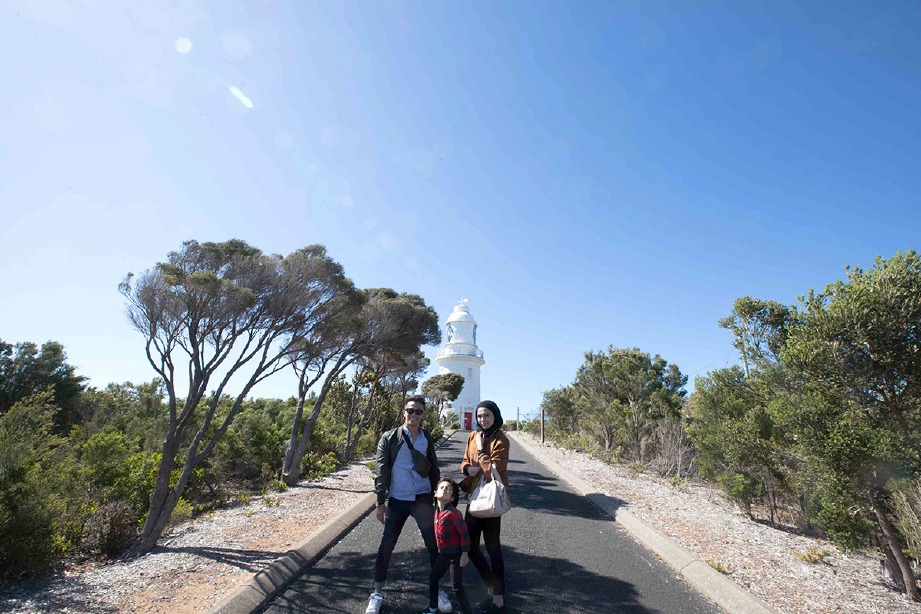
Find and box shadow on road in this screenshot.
[265,544,654,614]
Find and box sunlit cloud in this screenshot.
[229,86,254,109]
[174,37,193,54]
[341,196,354,208]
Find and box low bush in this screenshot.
[81,501,137,557]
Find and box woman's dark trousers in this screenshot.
[464,511,505,596]
[374,493,438,584]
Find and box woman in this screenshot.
[460,400,509,614]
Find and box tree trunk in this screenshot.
[873,496,920,601]
[130,429,179,555]
[282,394,307,482]
[283,379,336,486]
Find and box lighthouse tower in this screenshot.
[435,300,485,431]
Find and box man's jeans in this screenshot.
[373,493,438,584]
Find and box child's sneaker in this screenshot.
[365,592,383,614]
[437,589,453,613]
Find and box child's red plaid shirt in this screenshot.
[434,505,470,555]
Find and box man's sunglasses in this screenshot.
[405,408,425,415]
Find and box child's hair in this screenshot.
[439,478,459,507]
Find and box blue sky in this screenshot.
[2,1,919,419]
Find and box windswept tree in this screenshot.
[540,386,578,435]
[120,240,345,554]
[0,339,86,430]
[282,288,440,484]
[421,372,465,425]
[573,347,687,463]
[782,251,921,600]
[718,296,791,378]
[372,352,429,439]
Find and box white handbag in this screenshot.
[467,465,512,518]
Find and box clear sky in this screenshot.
[2,1,920,419]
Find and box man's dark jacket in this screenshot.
[374,426,440,505]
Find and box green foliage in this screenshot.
[793,545,830,564]
[717,296,791,376]
[80,429,138,500]
[301,451,339,481]
[687,365,790,520]
[422,373,465,421]
[0,339,86,431]
[891,478,921,561]
[541,387,578,434]
[782,252,921,563]
[706,559,733,574]
[80,501,137,557]
[0,394,71,579]
[571,347,686,463]
[716,472,766,518]
[264,479,288,493]
[211,401,287,484]
[169,498,194,526]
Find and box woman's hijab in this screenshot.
[475,400,504,437]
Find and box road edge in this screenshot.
[507,431,778,614]
[207,429,458,614]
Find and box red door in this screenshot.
[463,412,472,430]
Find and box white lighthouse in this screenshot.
[435,300,485,431]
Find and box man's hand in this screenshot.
[460,552,469,567]
[375,503,387,524]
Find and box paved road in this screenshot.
[263,432,719,614]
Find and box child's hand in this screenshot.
[460,552,469,567]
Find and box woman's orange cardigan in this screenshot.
[460,428,510,491]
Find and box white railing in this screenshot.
[437,347,484,359]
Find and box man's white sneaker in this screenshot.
[365,592,383,614]
[438,588,453,613]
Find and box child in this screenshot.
[424,478,473,614]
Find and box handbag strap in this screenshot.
[489,464,502,483]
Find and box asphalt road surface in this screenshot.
[262,431,719,614]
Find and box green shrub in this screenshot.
[793,545,830,564]
[302,451,339,481]
[263,479,288,493]
[169,498,194,527]
[706,559,733,574]
[80,501,137,557]
[0,395,71,579]
[716,472,765,518]
[891,477,921,562]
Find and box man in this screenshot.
[365,395,453,614]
